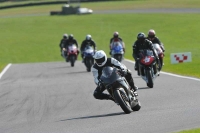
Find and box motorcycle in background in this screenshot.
[62,44,79,67]
[100,66,141,114]
[137,49,160,88]
[111,42,124,62]
[83,45,95,72]
[153,43,164,70]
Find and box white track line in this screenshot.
[0,63,12,80]
[125,59,200,82]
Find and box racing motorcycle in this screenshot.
[153,43,164,70]
[100,66,141,114]
[137,49,160,88]
[62,44,79,67]
[83,45,95,72]
[111,42,124,62]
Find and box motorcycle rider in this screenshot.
[109,31,125,55]
[147,29,165,65]
[132,32,160,75]
[92,50,138,102]
[59,34,68,56]
[63,34,79,59]
[147,29,165,52]
[80,34,96,63]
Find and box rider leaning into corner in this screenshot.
[132,32,161,75]
[109,31,125,55]
[80,34,96,62]
[147,29,165,65]
[91,50,138,102]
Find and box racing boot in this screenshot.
[129,81,138,96]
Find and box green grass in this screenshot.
[176,128,200,133]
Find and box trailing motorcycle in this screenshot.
[111,42,124,62]
[62,44,79,67]
[100,66,141,114]
[153,43,164,70]
[83,45,95,72]
[137,49,160,88]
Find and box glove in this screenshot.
[109,51,112,55]
[119,69,127,76]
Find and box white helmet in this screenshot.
[148,29,156,38]
[93,50,107,67]
[86,34,92,40]
[63,33,68,38]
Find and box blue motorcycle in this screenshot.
[111,42,124,62]
[83,45,95,72]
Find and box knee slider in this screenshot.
[93,90,101,99]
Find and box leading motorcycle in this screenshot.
[100,66,141,114]
[83,45,95,72]
[137,49,160,88]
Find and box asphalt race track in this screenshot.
[0,60,200,133]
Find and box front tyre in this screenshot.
[114,89,132,114]
[147,70,153,88]
[70,55,76,67]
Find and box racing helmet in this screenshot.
[148,29,156,38]
[69,34,74,40]
[113,31,119,38]
[93,50,107,67]
[86,34,92,41]
[63,34,68,39]
[137,32,146,42]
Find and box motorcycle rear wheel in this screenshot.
[114,89,132,114]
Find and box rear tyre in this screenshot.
[114,89,132,114]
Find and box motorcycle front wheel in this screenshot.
[70,55,76,67]
[114,89,132,114]
[146,70,153,88]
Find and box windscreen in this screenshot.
[100,67,121,85]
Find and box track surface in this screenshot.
[0,60,200,133]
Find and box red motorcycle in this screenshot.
[137,49,160,88]
[153,43,164,70]
[63,44,79,67]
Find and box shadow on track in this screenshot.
[67,71,91,74]
[138,87,151,90]
[60,112,125,121]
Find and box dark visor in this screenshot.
[148,35,155,38]
[95,56,105,65]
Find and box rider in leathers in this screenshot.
[133,32,160,74]
[63,34,79,58]
[147,29,165,52]
[109,31,125,55]
[80,34,96,62]
[91,50,138,102]
[59,34,68,56]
